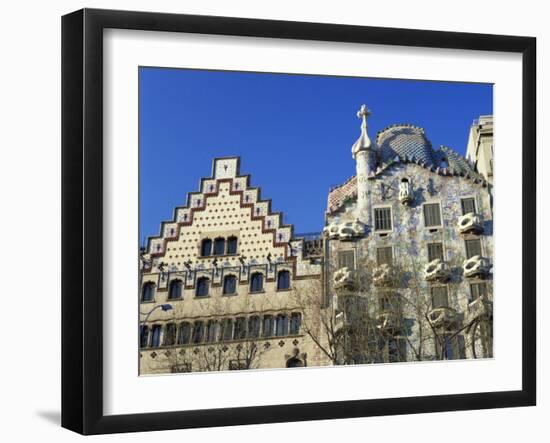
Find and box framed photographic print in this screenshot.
[61,8,536,435]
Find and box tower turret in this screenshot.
[351,104,377,221]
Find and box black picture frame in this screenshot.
[62,8,536,435]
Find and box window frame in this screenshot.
[373,205,393,232]
[423,202,443,228]
[141,281,155,303]
[167,279,183,300]
[460,196,477,215]
[213,237,226,256]
[430,285,449,309]
[376,246,393,266]
[222,274,238,295]
[338,250,356,270]
[249,272,264,293]
[200,238,213,257]
[195,277,210,298]
[427,242,445,262]
[465,237,483,259]
[276,269,291,291]
[226,236,238,255]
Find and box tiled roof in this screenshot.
[327,175,357,214]
[377,125,435,166]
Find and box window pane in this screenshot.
[227,236,238,255]
[277,270,290,290]
[178,322,191,344]
[223,275,237,295]
[142,283,154,302]
[461,198,476,215]
[465,239,482,258]
[192,322,204,343]
[338,251,355,269]
[263,316,273,337]
[431,286,448,308]
[234,317,247,340]
[248,316,261,338]
[164,323,176,346]
[376,247,393,265]
[428,243,444,262]
[140,326,149,348]
[206,321,219,343]
[213,238,225,255]
[469,282,487,302]
[289,313,301,335]
[201,239,212,257]
[196,278,209,297]
[374,207,392,231]
[221,319,233,341]
[424,203,442,227]
[150,325,161,348]
[168,280,182,299]
[276,314,288,336]
[250,273,263,292]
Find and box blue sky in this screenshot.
[139,67,492,243]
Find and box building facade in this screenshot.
[325,106,494,363]
[139,106,494,374]
[466,115,494,185]
[139,157,328,374]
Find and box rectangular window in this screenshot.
[234,317,247,340]
[374,207,392,231]
[431,286,449,308]
[465,238,482,258]
[378,294,392,312]
[221,319,233,341]
[263,316,274,337]
[192,321,204,344]
[289,313,302,335]
[435,334,464,360]
[248,316,261,338]
[164,323,176,346]
[338,250,355,270]
[470,282,488,302]
[376,246,393,265]
[427,242,444,262]
[461,197,476,215]
[423,203,442,227]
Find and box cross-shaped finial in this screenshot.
[357,104,371,120]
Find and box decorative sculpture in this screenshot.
[398,179,413,205]
[458,212,484,234]
[463,255,491,278]
[424,259,451,282]
[323,219,365,241]
[373,263,393,286]
[427,307,456,329]
[333,267,355,290]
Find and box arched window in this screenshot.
[289,313,302,335]
[222,275,237,295]
[213,237,225,255]
[201,239,212,257]
[140,325,149,348]
[263,315,274,337]
[277,270,291,290]
[178,322,191,345]
[196,277,210,297]
[150,324,162,348]
[206,320,219,343]
[192,321,204,344]
[248,316,261,338]
[250,273,264,293]
[164,323,176,346]
[141,282,155,302]
[276,314,288,336]
[168,279,183,299]
[286,357,304,368]
[227,236,238,255]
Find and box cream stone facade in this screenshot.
[139,107,494,374]
[139,157,327,374]
[466,115,494,185]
